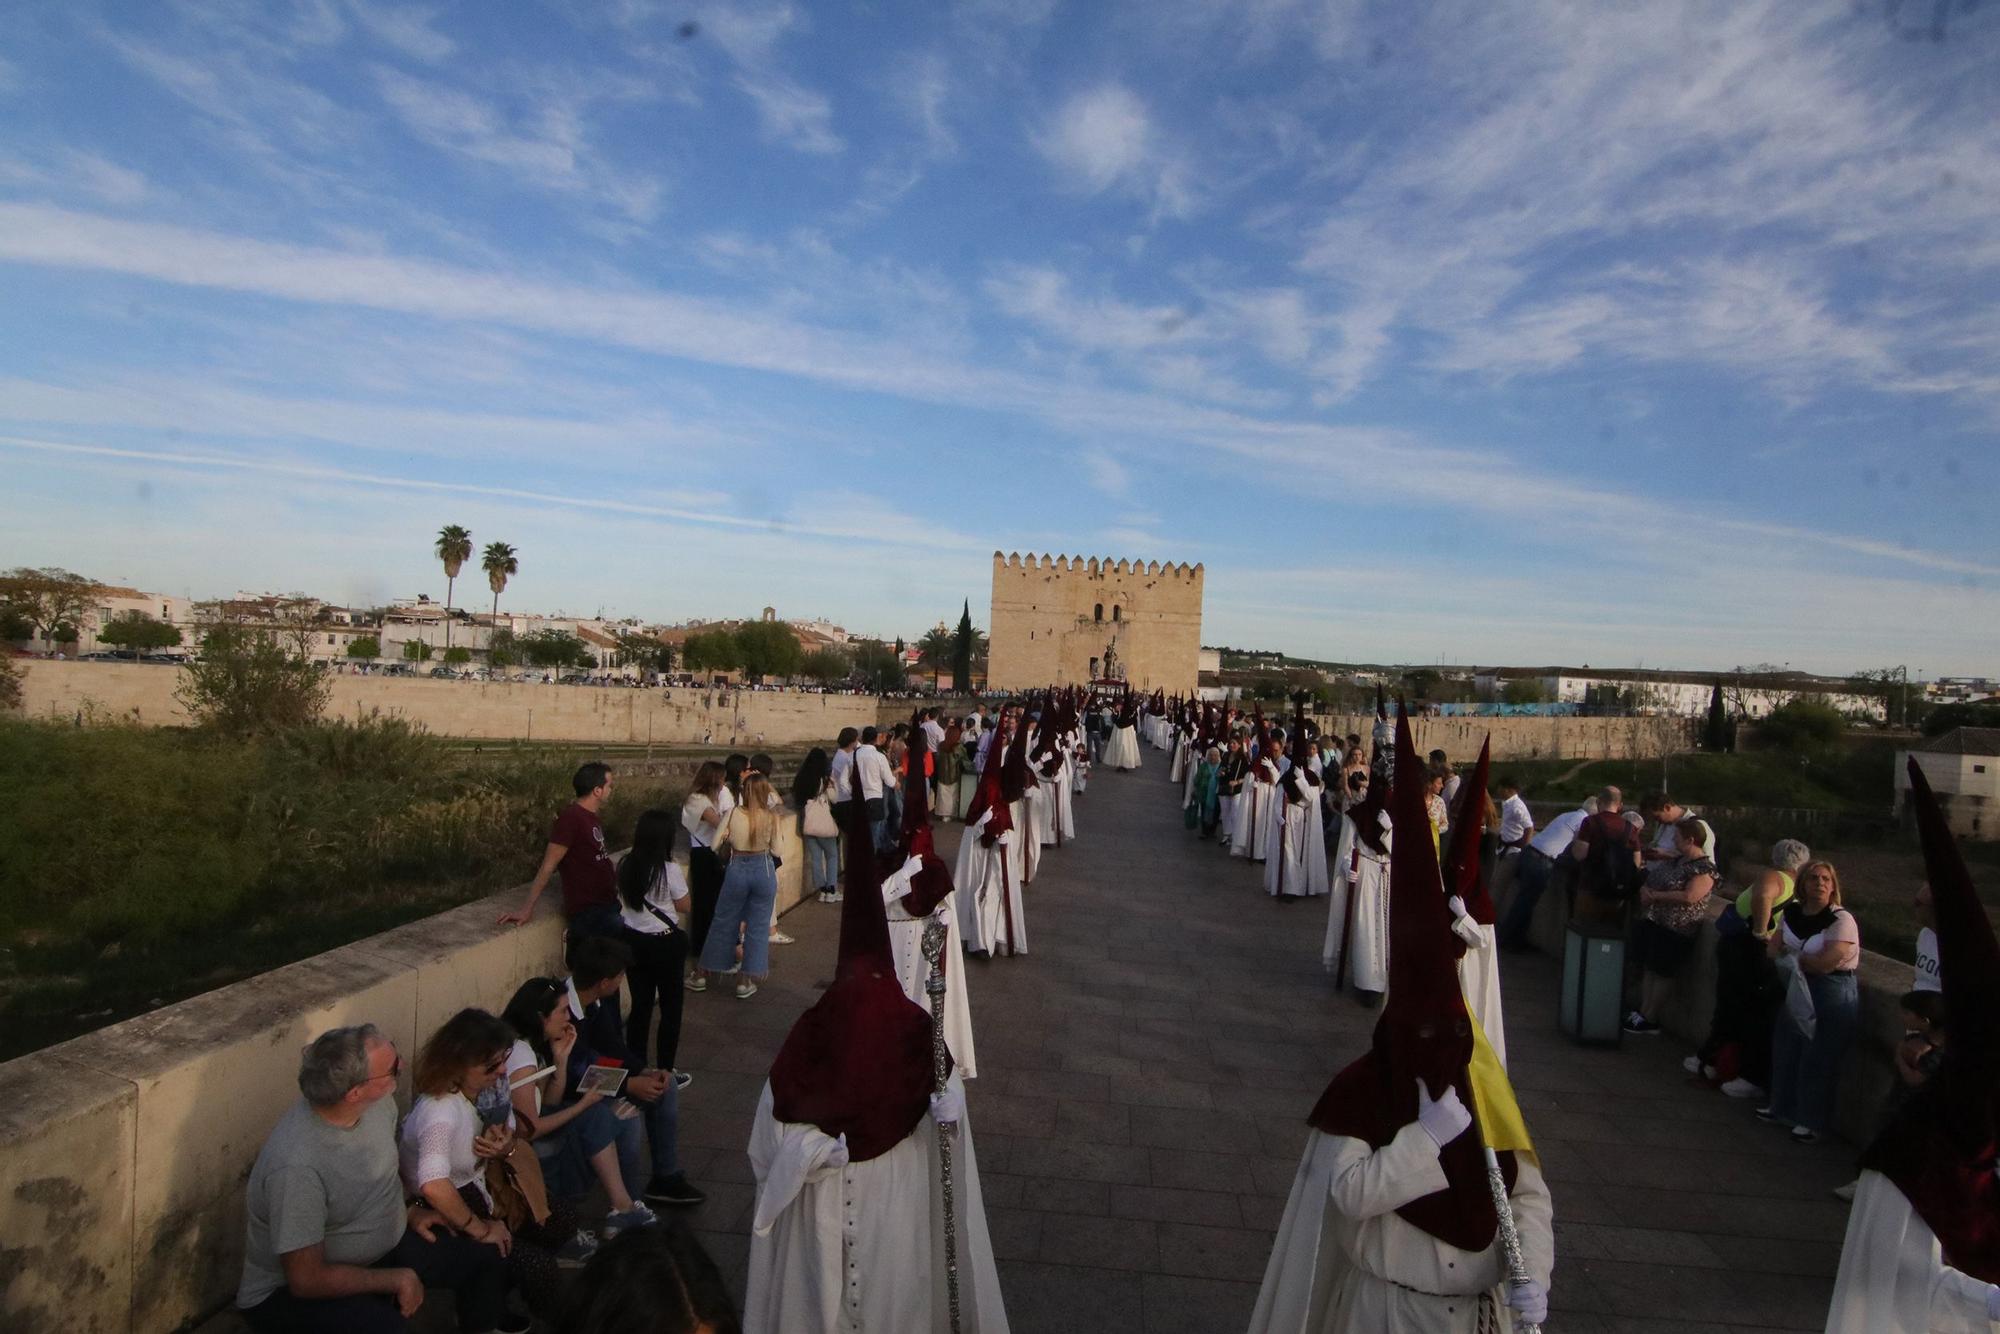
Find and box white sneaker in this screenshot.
[1682,1055,1703,1075]
[1720,1078,1765,1099]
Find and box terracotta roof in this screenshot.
[1910,727,2000,757]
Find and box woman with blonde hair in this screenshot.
[699,772,781,999]
[1760,859,1862,1143]
[681,762,729,992]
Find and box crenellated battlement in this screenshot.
[991,551,1204,581]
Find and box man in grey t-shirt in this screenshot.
[236,1025,521,1334]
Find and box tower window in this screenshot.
[1112,605,1122,622]
[1094,603,1103,622]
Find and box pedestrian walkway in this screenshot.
[666,762,1849,1332]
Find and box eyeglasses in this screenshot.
[481,1053,510,1075]
[365,1054,404,1085]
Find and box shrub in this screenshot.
[177,624,333,736]
[0,655,19,711]
[1753,699,1847,759]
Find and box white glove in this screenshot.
[1414,1079,1471,1148]
[826,1133,850,1170]
[930,1085,964,1129]
[932,900,953,930]
[1448,895,1468,917]
[1506,1279,1548,1324]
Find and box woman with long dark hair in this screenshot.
[791,747,840,904]
[619,809,693,1075]
[681,762,728,992]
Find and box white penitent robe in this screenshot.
[881,859,977,1079]
[1169,733,1188,784]
[1265,796,1331,899]
[954,809,1026,957]
[1104,724,1141,771]
[1250,764,1282,862]
[1324,814,1393,995]
[1038,765,1075,847]
[744,1077,1009,1334]
[1016,793,1044,883]
[1452,919,1507,1070]
[1230,779,1265,860]
[1825,1170,1997,1334]
[1247,1125,1553,1334]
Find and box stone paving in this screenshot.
[205,757,1854,1332]
[665,758,1853,1333]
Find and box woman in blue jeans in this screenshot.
[1759,861,1862,1143]
[700,772,781,999]
[791,748,842,903]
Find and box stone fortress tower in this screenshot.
[986,552,1204,694]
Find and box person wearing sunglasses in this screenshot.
[400,1009,593,1321]
[237,1024,528,1334]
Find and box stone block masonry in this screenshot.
[18,661,913,749]
[987,553,1204,695]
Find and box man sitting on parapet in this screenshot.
[236,1024,529,1334]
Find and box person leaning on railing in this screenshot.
[1692,838,1809,1098]
[1758,861,1862,1145]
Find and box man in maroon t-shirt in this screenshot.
[499,762,620,935]
[1568,785,1641,925]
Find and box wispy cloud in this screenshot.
[1035,84,1195,220]
[702,3,843,155]
[344,1,456,63]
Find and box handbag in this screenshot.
[483,1137,552,1230]
[803,794,837,838]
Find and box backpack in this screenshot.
[1585,820,1642,900]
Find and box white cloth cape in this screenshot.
[1250,764,1283,861]
[1247,1125,1553,1334]
[1266,794,1330,899]
[1230,774,1266,860]
[1825,1170,1996,1334]
[1038,763,1075,846]
[953,808,1027,957]
[1015,793,1043,883]
[744,1076,1009,1334]
[882,857,977,1079]
[1103,724,1141,771]
[1324,813,1392,995]
[1454,920,1507,1070]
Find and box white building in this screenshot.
[1897,728,2000,840]
[1472,667,1886,721]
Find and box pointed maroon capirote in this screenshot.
[1856,758,2000,1281]
[999,704,1033,803]
[1444,738,1495,926]
[1308,703,1514,1252]
[769,785,941,1162]
[894,720,957,917]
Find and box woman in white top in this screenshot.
[1760,860,1863,1144]
[681,762,728,991]
[618,809,694,1075]
[400,1008,585,1317]
[499,978,657,1237]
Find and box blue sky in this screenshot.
[1,1,1996,675]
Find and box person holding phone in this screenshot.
[500,978,656,1235]
[562,936,707,1209]
[400,1009,588,1320]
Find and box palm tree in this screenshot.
[435,525,472,649]
[481,542,518,628]
[916,624,955,688]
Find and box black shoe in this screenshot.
[645,1172,707,1206]
[1355,990,1382,1010]
[494,1313,532,1334]
[1623,1013,1662,1035]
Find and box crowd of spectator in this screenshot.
[1477,775,1943,1177]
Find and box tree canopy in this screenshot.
[98,611,183,653]
[518,629,593,670]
